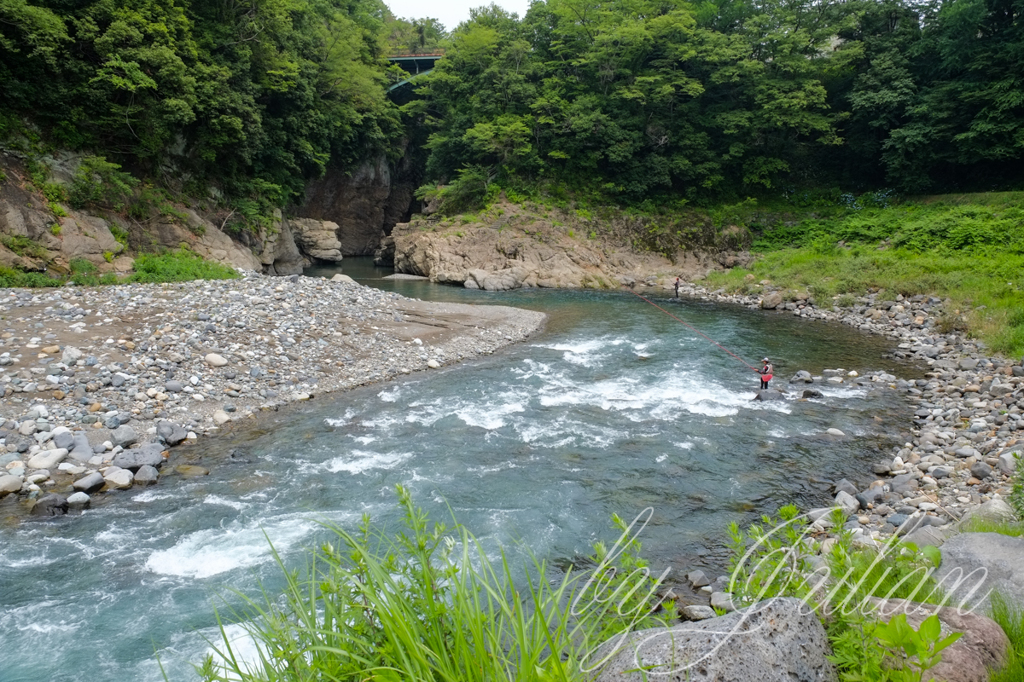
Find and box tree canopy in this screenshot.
[410,0,1024,204]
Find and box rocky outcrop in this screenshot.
[288,218,343,261]
[389,208,732,290]
[298,156,393,256]
[595,597,837,682]
[149,208,262,271]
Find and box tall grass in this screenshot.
[198,487,672,682]
[127,249,238,283]
[990,592,1024,682]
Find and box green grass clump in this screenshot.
[960,517,1024,537]
[127,249,238,283]
[0,266,63,288]
[990,592,1024,682]
[1,235,48,260]
[199,486,671,682]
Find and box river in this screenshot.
[0,260,918,681]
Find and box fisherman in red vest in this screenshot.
[759,358,774,390]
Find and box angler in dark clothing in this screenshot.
[674,277,680,298]
[759,358,774,390]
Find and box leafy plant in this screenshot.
[1,235,47,260]
[127,249,237,283]
[870,613,961,682]
[48,201,67,217]
[109,224,129,249]
[50,224,61,236]
[67,156,139,210]
[103,251,114,263]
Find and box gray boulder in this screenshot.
[594,597,836,682]
[753,390,787,402]
[0,474,23,495]
[69,433,94,462]
[111,425,138,448]
[961,498,1017,526]
[51,426,74,450]
[789,370,813,384]
[156,420,187,446]
[802,389,824,399]
[681,605,717,621]
[111,443,165,472]
[134,464,159,486]
[31,494,68,517]
[970,461,993,479]
[73,472,105,494]
[998,452,1018,475]
[937,532,1024,611]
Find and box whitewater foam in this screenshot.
[325,449,412,474]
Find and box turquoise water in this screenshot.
[0,261,916,681]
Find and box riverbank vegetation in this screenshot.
[199,486,673,682]
[703,193,1024,357]
[0,248,237,288]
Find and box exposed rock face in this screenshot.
[937,532,1024,611]
[390,209,728,290]
[594,597,837,682]
[298,156,393,255]
[288,218,343,261]
[149,208,261,271]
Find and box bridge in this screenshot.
[387,52,444,94]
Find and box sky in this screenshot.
[385,0,532,32]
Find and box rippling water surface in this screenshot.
[0,261,919,681]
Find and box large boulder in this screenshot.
[0,474,23,495]
[31,494,69,517]
[156,420,188,446]
[287,218,343,261]
[937,532,1024,611]
[761,292,784,309]
[867,598,1009,682]
[111,443,166,471]
[594,597,837,682]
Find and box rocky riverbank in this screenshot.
[0,273,545,516]
[647,277,1022,624]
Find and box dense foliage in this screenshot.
[410,0,1024,204]
[0,0,405,207]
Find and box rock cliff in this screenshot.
[383,202,750,290]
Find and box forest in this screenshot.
[0,0,1022,211]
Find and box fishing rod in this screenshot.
[624,288,761,373]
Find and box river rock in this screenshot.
[111,425,138,447]
[709,591,736,612]
[998,452,1018,475]
[687,570,710,588]
[802,389,824,398]
[826,428,845,437]
[961,498,1017,525]
[66,491,90,509]
[969,461,992,479]
[51,426,74,450]
[69,433,94,462]
[175,464,209,477]
[330,273,355,284]
[867,598,1008,682]
[789,370,813,384]
[902,525,946,548]
[103,466,133,489]
[594,597,836,682]
[760,292,784,310]
[681,605,716,621]
[834,491,859,516]
[937,532,1024,611]
[0,474,23,495]
[31,494,68,517]
[73,471,105,494]
[27,448,67,470]
[156,420,188,446]
[112,443,165,471]
[753,390,786,402]
[134,464,159,485]
[213,410,230,425]
[205,353,228,367]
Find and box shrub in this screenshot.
[0,266,62,288]
[109,223,129,249]
[67,156,139,210]
[128,249,238,283]
[48,201,67,217]
[1,235,47,259]
[50,224,61,236]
